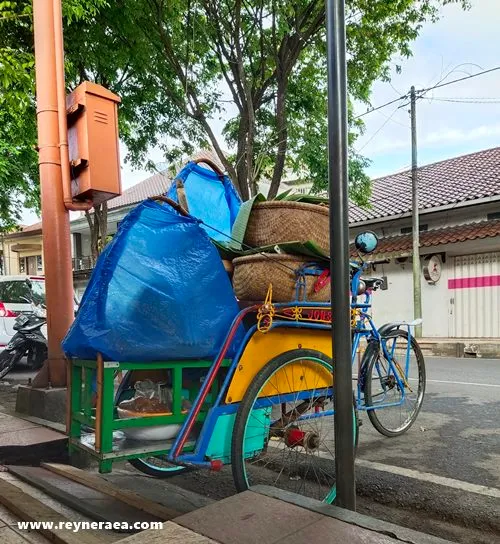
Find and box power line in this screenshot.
[354,94,408,120]
[425,97,500,104]
[418,66,500,94]
[356,107,401,152]
[355,65,500,119]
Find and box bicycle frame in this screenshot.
[350,261,414,412]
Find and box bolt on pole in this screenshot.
[410,86,422,338]
[326,0,356,510]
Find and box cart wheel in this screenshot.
[129,457,189,478]
[231,349,358,504]
[114,372,190,479]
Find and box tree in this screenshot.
[62,0,468,202]
[85,202,108,261]
[1,0,469,225]
[0,0,106,230]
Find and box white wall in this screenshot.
[369,238,500,337]
[369,253,453,337]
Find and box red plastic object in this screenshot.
[210,459,224,472]
[313,269,331,293]
[284,428,306,448]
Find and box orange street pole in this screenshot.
[32,0,74,387]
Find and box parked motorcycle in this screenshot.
[0,302,47,379]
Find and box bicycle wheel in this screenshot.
[231,349,358,504]
[364,329,425,437]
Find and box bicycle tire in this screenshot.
[364,329,425,437]
[231,349,358,503]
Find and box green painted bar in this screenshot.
[100,365,115,454]
[69,361,82,439]
[173,365,183,415]
[70,358,230,468]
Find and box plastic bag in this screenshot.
[119,380,170,413]
[62,199,243,361]
[166,161,241,242]
[118,380,192,414]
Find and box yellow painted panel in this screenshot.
[260,360,332,398]
[226,328,333,403]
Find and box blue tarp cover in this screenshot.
[166,161,241,242]
[62,199,242,361]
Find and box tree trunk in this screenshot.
[85,202,109,264]
[246,106,257,197]
[236,114,250,201]
[268,78,289,199]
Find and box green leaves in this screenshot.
[0,0,468,230]
[0,0,107,230]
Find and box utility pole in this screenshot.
[31,0,75,387]
[326,0,356,510]
[410,86,422,338]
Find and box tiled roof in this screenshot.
[4,221,43,239]
[349,147,500,224]
[22,221,43,232]
[362,219,500,258]
[108,172,171,210]
[107,150,225,211]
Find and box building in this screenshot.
[1,222,44,276]
[349,147,500,340]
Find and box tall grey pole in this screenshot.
[410,86,422,337]
[326,0,356,510]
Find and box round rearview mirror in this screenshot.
[354,231,378,254]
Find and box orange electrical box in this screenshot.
[66,81,122,206]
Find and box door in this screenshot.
[450,252,500,338]
[27,256,37,275]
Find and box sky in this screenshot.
[22,0,500,223]
[352,0,500,178]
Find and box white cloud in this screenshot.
[354,0,500,176]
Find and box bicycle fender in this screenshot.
[378,319,422,336]
[378,322,403,336]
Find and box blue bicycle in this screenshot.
[350,232,426,437]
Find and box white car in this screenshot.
[0,275,47,348]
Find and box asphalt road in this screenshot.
[357,355,500,488]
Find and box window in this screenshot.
[401,224,428,234]
[487,212,500,220]
[19,257,26,274]
[37,255,43,272]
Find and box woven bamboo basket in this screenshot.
[244,201,330,253]
[232,253,330,302]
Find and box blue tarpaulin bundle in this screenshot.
[166,161,241,242]
[62,199,242,362]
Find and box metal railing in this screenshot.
[72,256,96,272]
